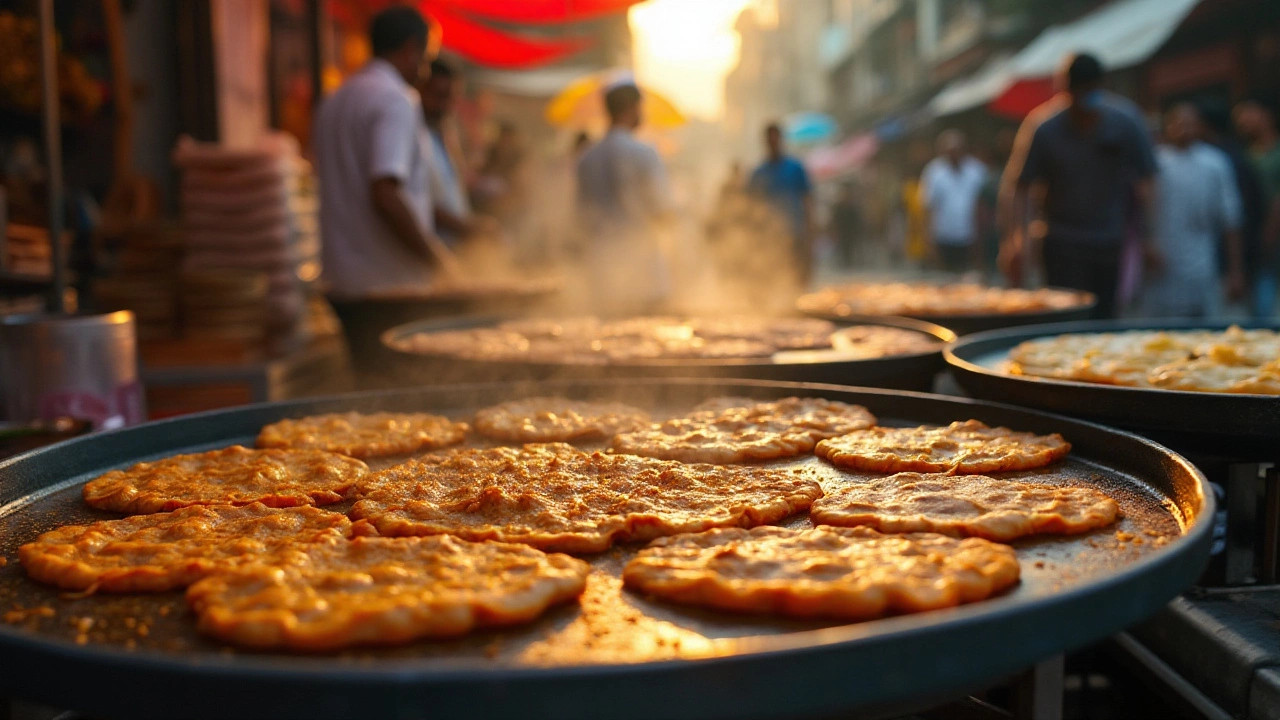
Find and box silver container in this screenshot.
[0,311,144,430]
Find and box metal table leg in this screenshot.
[1010,655,1064,720]
[1225,463,1260,585]
[1262,465,1279,585]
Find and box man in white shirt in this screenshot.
[313,7,457,377]
[1144,103,1245,317]
[921,129,988,273]
[575,83,673,312]
[314,6,456,298]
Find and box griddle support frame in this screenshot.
[1263,466,1279,585]
[1010,655,1063,720]
[1225,464,1261,585]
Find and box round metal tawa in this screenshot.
[799,286,1096,335]
[945,319,1280,460]
[0,379,1210,720]
[381,314,956,391]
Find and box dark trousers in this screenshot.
[329,298,436,388]
[936,243,972,274]
[1041,237,1123,319]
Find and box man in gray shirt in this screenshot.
[1000,53,1157,318]
[576,83,673,312]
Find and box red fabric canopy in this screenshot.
[327,1,643,69]
[427,0,644,69]
[446,0,645,25]
[988,77,1057,120]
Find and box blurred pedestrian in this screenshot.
[831,181,863,268]
[748,123,815,284]
[1143,103,1244,318]
[420,59,489,246]
[921,129,987,274]
[1199,98,1268,315]
[315,6,456,299]
[474,121,527,224]
[575,83,673,312]
[977,128,1016,278]
[314,6,458,374]
[1000,53,1157,319]
[1234,94,1280,318]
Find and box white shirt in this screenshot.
[314,59,435,298]
[574,129,674,310]
[576,129,672,237]
[1145,142,1242,317]
[921,156,987,245]
[1153,142,1242,274]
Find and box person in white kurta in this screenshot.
[1145,104,1245,318]
[575,83,673,312]
[313,7,455,299]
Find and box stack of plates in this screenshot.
[180,270,268,343]
[95,222,184,340]
[173,134,311,344]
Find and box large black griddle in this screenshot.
[0,379,1211,720]
[381,314,956,391]
[799,286,1096,335]
[945,320,1280,460]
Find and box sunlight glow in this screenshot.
[629,0,754,121]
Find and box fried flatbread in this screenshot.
[82,445,369,514]
[828,325,942,359]
[186,535,589,650]
[611,397,877,464]
[18,504,350,592]
[622,525,1019,619]
[349,443,823,553]
[810,472,1119,541]
[256,412,469,458]
[688,317,836,350]
[815,420,1070,474]
[1006,326,1280,395]
[473,397,650,442]
[797,282,1088,317]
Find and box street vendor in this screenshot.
[314,7,458,307]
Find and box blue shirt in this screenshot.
[749,156,812,239]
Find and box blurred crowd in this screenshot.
[314,8,1278,333]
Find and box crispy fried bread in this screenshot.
[256,412,468,457]
[19,504,350,592]
[349,443,823,553]
[82,445,368,514]
[473,397,650,442]
[611,397,876,464]
[623,525,1019,619]
[815,420,1070,474]
[810,472,1118,541]
[186,535,589,650]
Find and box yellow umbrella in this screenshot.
[544,69,686,129]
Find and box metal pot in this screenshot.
[0,311,144,430]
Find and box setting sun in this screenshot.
[629,0,755,121]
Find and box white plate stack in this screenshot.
[172,134,315,351]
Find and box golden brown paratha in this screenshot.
[623,525,1019,619]
[349,443,823,553]
[186,535,589,650]
[810,472,1119,541]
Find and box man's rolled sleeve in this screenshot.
[367,94,418,182]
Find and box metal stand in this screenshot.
[1010,655,1064,720]
[1225,463,1262,585]
[38,0,65,314]
[1262,466,1279,585]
